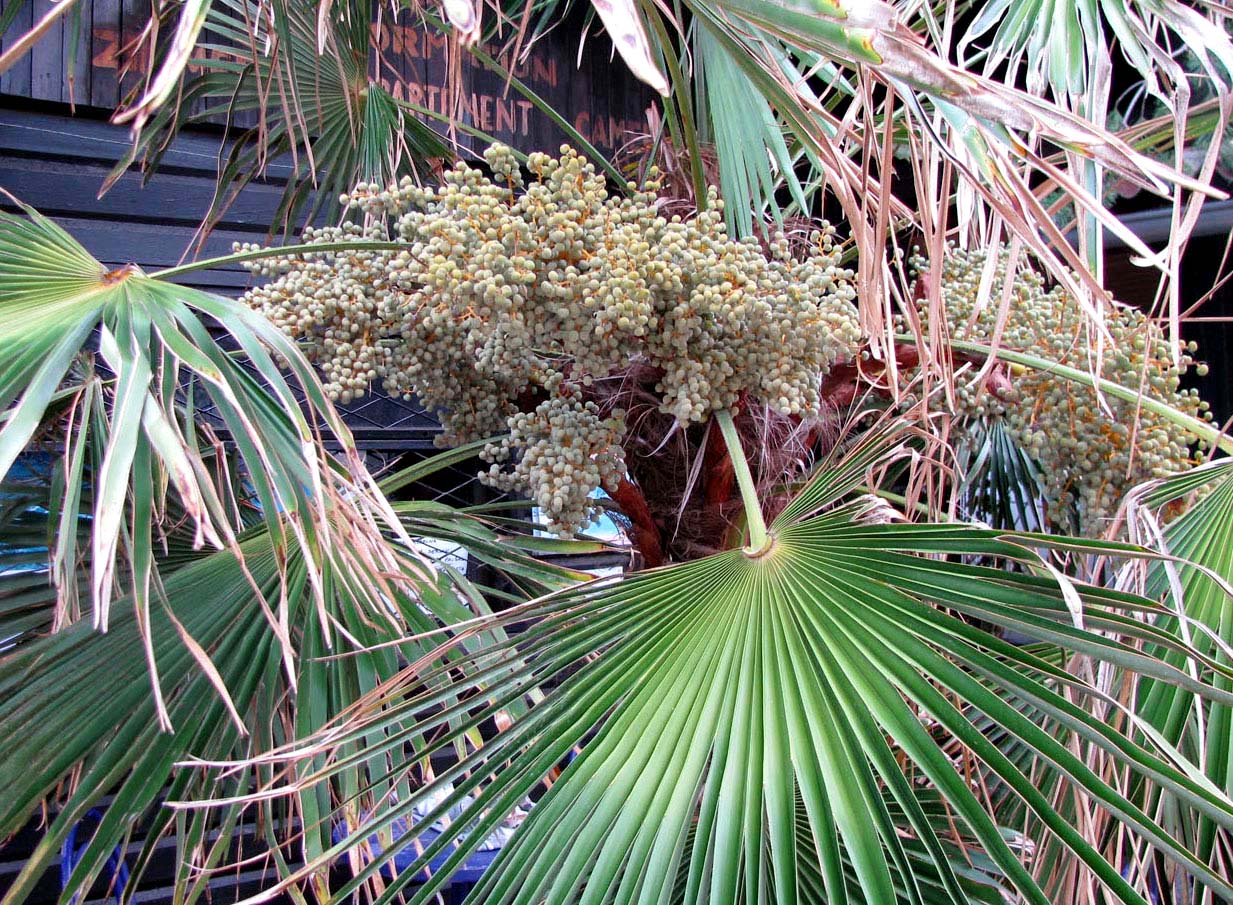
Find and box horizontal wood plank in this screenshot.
[0,109,296,178]
[0,158,287,229]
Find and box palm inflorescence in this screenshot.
[909,246,1212,530]
[240,144,861,533]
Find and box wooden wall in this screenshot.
[0,108,283,292]
[0,2,656,451]
[0,0,654,158]
[0,0,136,109]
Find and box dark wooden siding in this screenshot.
[1106,234,1233,423]
[0,108,289,291]
[0,0,654,158]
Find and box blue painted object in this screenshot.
[1121,861,1163,904]
[331,818,502,885]
[60,809,130,905]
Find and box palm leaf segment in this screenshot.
[0,202,409,634]
[119,0,452,234]
[1129,459,1233,877]
[252,432,1233,905]
[0,431,594,905]
[0,502,595,905]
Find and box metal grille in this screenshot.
[180,326,445,451]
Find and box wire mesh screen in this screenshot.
[146,322,447,450]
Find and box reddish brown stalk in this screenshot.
[820,343,924,409]
[608,478,665,568]
[702,419,736,512]
[819,342,1012,409]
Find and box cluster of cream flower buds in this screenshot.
[242,144,862,532]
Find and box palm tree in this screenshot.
[2,1,1233,904]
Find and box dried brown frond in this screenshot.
[613,122,821,255]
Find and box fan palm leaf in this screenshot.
[955,417,1049,534]
[0,200,414,639]
[1121,459,1233,887]
[0,436,594,905]
[202,428,1233,905]
[959,0,1233,103]
[114,0,453,236]
[691,22,811,238]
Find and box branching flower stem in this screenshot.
[151,242,409,281]
[904,335,1233,458]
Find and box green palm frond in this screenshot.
[702,0,1212,237]
[212,429,1233,905]
[0,530,322,905]
[0,438,591,905]
[1125,459,1233,880]
[960,0,1233,103]
[683,786,1009,903]
[0,202,427,664]
[115,0,453,236]
[0,449,251,647]
[692,24,810,238]
[956,417,1050,534]
[944,460,1233,901]
[0,475,78,646]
